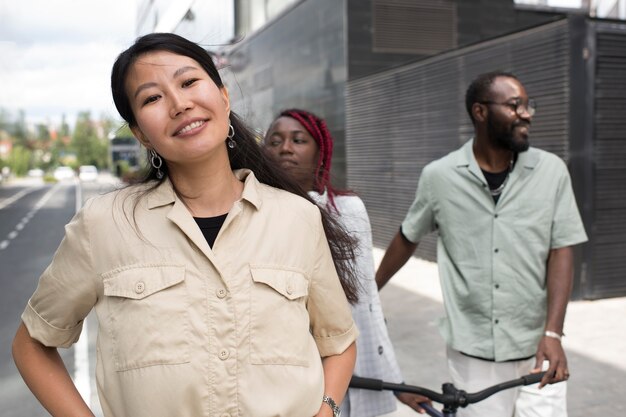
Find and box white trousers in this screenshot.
[446,346,567,417]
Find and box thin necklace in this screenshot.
[489,158,514,196]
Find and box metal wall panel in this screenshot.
[222,0,349,186]
[372,0,457,54]
[346,19,571,260]
[589,20,626,298]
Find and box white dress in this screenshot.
[310,190,404,417]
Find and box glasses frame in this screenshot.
[479,98,536,117]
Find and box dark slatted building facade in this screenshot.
[224,1,626,299]
[346,16,626,300]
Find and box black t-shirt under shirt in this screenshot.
[482,168,509,203]
[194,213,228,248]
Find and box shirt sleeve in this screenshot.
[21,201,98,348]
[307,207,358,358]
[401,165,436,243]
[550,162,588,249]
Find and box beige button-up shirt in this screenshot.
[22,169,357,417]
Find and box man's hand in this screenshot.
[533,335,569,388]
[396,392,432,414]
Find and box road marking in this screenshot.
[73,179,91,406]
[0,183,60,252]
[0,187,40,210]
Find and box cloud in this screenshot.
[0,0,136,125]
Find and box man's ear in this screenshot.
[472,102,488,123]
[130,125,151,149]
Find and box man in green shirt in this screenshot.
[376,71,587,417]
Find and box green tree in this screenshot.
[35,123,51,144]
[0,108,11,131]
[71,111,109,168]
[8,145,32,176]
[11,110,29,148]
[59,114,71,139]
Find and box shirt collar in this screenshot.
[456,138,540,172]
[146,168,263,210]
[308,188,328,206]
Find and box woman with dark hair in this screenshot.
[13,33,359,417]
[264,109,431,416]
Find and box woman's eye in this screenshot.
[182,78,198,87]
[142,95,159,105]
[293,137,306,144]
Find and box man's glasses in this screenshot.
[480,98,537,117]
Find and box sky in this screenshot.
[0,0,137,127]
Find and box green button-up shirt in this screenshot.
[401,139,587,361]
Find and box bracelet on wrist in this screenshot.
[322,394,341,417]
[544,330,563,341]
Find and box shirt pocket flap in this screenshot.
[103,265,185,300]
[250,267,309,300]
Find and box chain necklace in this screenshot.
[489,158,514,196]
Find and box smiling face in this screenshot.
[484,76,532,153]
[264,116,320,191]
[126,51,231,169]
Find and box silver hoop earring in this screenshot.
[226,123,236,149]
[150,149,164,179]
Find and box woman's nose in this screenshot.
[279,140,294,154]
[169,93,193,118]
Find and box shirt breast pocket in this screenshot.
[249,266,310,366]
[102,264,190,371]
[513,198,552,245]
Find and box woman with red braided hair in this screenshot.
[265,109,432,416]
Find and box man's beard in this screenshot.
[487,116,530,153]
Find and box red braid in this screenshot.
[279,109,352,212]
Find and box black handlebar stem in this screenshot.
[349,371,548,413]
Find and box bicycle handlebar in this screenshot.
[350,371,546,408]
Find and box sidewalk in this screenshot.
[373,248,626,416]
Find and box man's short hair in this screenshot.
[465,71,519,124]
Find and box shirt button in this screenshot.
[494,214,499,218]
[494,248,499,253]
[216,288,227,299]
[219,349,229,360]
[286,284,294,295]
[378,345,384,355]
[495,284,500,289]
[495,319,500,324]
[134,281,145,294]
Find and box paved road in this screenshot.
[0,176,116,417]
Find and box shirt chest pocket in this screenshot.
[102,265,190,371]
[249,266,311,366]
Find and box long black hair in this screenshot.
[111,33,359,303]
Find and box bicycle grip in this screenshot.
[522,371,546,385]
[349,376,384,391]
